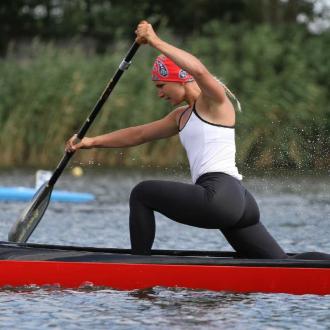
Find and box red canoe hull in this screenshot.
[1,260,329,295]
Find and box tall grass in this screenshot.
[0,25,329,172]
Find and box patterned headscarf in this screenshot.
[151,54,194,83]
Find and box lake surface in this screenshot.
[0,168,329,329]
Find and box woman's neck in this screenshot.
[184,82,200,107]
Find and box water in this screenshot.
[0,169,329,329]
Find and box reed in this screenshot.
[0,25,329,171]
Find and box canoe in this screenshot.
[0,241,329,295]
[0,187,95,203]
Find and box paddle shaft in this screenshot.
[8,40,140,243]
[49,41,140,186]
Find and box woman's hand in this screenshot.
[135,20,159,45]
[65,134,94,153]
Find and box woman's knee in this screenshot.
[129,180,154,205]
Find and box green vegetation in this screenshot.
[0,0,317,56]
[0,24,329,172]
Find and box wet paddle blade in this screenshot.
[8,183,53,243]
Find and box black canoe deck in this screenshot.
[0,241,329,268]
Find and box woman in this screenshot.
[66,21,287,259]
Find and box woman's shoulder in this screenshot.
[196,96,236,127]
[170,105,192,125]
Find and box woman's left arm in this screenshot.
[136,21,226,104]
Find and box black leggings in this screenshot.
[129,172,287,259]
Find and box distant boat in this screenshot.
[0,186,95,203]
[0,169,95,203]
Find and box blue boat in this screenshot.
[0,187,95,203]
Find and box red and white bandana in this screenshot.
[151,54,194,83]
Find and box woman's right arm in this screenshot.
[65,108,183,152]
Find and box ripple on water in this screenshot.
[0,169,329,329]
[0,286,329,329]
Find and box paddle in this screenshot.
[8,41,140,243]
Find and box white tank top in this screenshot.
[179,105,242,183]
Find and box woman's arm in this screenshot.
[65,108,181,152]
[136,21,226,104]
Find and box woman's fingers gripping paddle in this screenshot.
[65,134,94,152]
[135,20,158,45]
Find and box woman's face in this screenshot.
[154,81,185,105]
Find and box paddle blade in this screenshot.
[8,182,53,243]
